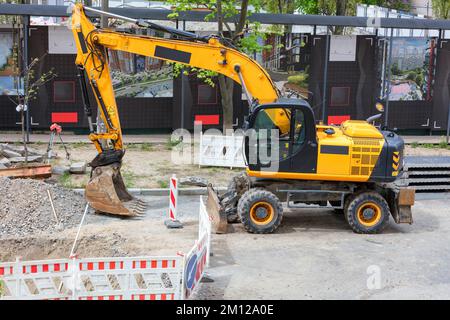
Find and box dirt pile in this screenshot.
[0,177,89,238]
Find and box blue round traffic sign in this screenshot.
[185,253,198,290]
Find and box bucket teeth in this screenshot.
[85,163,147,217]
[124,199,147,216]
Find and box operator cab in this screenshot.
[244,98,318,175]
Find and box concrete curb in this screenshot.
[73,186,227,196]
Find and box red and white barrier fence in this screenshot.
[182,196,211,299]
[0,256,183,300]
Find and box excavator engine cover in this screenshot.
[86,151,146,216]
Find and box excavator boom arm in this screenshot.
[70,4,278,217]
[71,4,278,151]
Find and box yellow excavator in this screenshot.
[71,4,414,233]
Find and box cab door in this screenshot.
[246,103,318,175]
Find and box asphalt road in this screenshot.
[165,193,450,300]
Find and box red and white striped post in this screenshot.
[165,174,183,228]
[169,174,177,220]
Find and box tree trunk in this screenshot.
[217,0,223,35]
[216,0,248,132]
[334,0,347,35]
[101,0,109,28]
[218,75,234,132]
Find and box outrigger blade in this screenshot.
[85,162,146,217]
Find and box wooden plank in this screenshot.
[0,164,52,179]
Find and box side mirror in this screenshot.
[375,101,385,113]
[366,100,385,123]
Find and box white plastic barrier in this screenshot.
[182,196,212,299]
[0,256,183,300]
[198,132,246,169]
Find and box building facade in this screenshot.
[1,4,450,134]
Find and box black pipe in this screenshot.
[322,28,330,124]
[384,28,394,127]
[76,65,94,133]
[90,79,115,130]
[23,15,30,142]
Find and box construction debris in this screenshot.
[0,177,91,238]
[9,155,43,163]
[0,143,45,166]
[180,176,208,187]
[69,161,87,174]
[0,148,21,158]
[0,157,11,167]
[52,165,70,175]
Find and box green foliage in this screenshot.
[432,0,450,19]
[296,0,412,15]
[164,0,275,86]
[0,278,4,297]
[172,63,217,87]
[409,141,450,150]
[287,67,309,88]
[140,143,154,151]
[439,139,449,149]
[157,179,169,188]
[58,172,75,189]
[122,170,137,188]
[9,55,58,106]
[166,136,182,150]
[391,62,403,76]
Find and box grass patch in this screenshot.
[0,279,4,297]
[438,140,448,149]
[140,143,154,151]
[125,144,139,150]
[71,142,86,149]
[165,137,182,150]
[58,172,75,188]
[126,143,155,151]
[121,170,137,188]
[408,139,450,150]
[209,167,220,173]
[157,180,168,188]
[57,172,89,189]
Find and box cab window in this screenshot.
[253,107,292,161]
[292,109,306,153]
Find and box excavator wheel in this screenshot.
[85,162,146,217]
[237,188,283,234]
[345,191,390,234]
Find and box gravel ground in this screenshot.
[0,177,93,238]
[0,195,200,261]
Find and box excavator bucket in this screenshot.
[85,163,146,216]
[206,185,229,234]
